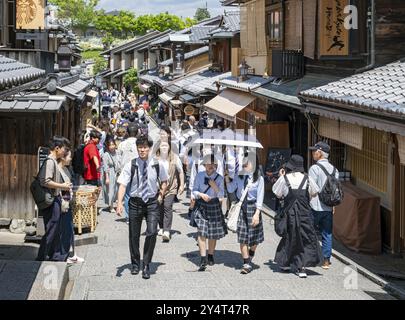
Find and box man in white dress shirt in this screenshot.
[117,136,168,279]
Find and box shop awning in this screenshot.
[140,83,151,92]
[170,100,183,107]
[306,102,405,136]
[86,90,98,98]
[204,89,255,122]
[159,92,174,104]
[180,94,197,103]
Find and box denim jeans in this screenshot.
[312,210,333,260]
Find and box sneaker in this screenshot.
[162,231,171,242]
[67,255,85,264]
[280,266,291,272]
[158,229,164,236]
[322,259,330,270]
[296,269,307,278]
[241,263,253,274]
[198,257,207,272]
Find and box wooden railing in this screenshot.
[271,49,304,80]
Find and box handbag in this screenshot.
[56,165,73,213]
[227,179,252,233]
[30,158,56,210]
[189,174,219,228]
[274,210,287,237]
[274,176,294,237]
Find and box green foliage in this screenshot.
[194,8,211,22]
[94,11,197,39]
[49,0,99,34]
[184,17,198,28]
[93,57,107,75]
[81,49,103,60]
[123,68,142,95]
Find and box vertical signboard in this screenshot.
[173,43,185,75]
[319,0,350,56]
[16,0,45,30]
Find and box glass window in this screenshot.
[267,7,282,43]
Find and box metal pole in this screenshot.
[98,87,101,121]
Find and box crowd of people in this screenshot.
[33,87,342,281]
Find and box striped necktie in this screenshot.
[235,152,239,176]
[141,160,149,203]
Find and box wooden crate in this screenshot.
[72,186,100,235]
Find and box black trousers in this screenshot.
[36,196,68,262]
[128,196,159,267]
[159,194,175,232]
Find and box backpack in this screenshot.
[129,158,160,190]
[30,158,56,210]
[72,144,87,176]
[316,163,344,207]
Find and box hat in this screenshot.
[201,154,218,166]
[309,141,330,154]
[285,155,305,173]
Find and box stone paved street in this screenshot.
[67,195,396,300]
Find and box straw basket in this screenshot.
[72,186,100,234]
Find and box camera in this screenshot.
[204,177,210,185]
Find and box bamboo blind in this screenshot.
[247,2,257,56]
[284,0,303,50]
[319,117,340,141]
[240,4,248,56]
[240,0,267,57]
[347,128,388,193]
[339,121,363,150]
[319,117,363,150]
[303,0,317,59]
[397,134,405,165]
[255,0,268,56]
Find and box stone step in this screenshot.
[0,259,68,300]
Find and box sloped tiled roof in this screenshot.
[159,46,209,67]
[300,59,405,116]
[150,16,221,47]
[219,76,273,92]
[188,26,215,44]
[0,95,66,113]
[223,10,240,32]
[139,70,171,87]
[102,30,162,55]
[0,55,46,90]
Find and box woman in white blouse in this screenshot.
[225,151,265,274]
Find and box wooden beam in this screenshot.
[391,133,401,254]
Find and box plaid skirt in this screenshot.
[195,198,227,240]
[237,201,264,246]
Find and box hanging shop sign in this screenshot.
[184,105,195,116]
[319,0,350,56]
[16,0,45,30]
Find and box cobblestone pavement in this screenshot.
[67,194,396,300]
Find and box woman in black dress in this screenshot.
[272,155,322,278]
